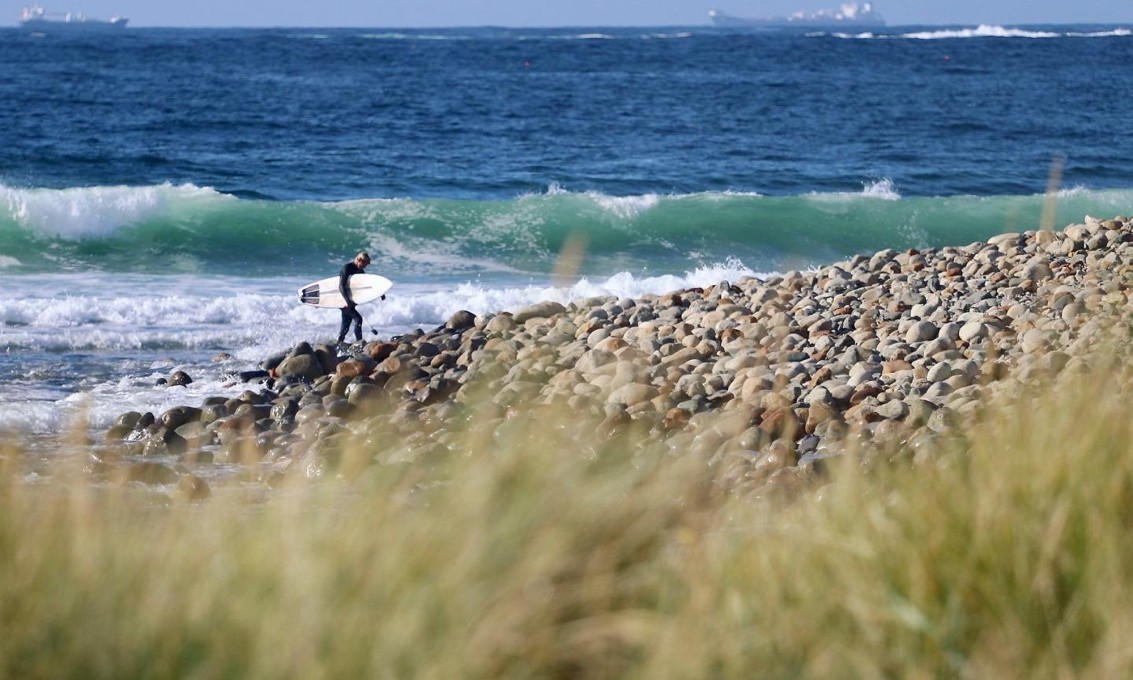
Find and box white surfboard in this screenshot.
[298,273,392,309]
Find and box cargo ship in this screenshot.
[19,5,128,32]
[709,2,885,29]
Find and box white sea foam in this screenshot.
[587,192,661,219]
[3,264,768,348]
[537,185,760,212]
[1056,185,1093,198]
[830,25,1130,41]
[553,33,615,40]
[52,369,257,433]
[0,291,283,332]
[901,25,1062,40]
[534,183,660,215]
[533,184,669,219]
[710,190,765,199]
[405,258,763,325]
[806,178,902,202]
[0,400,71,434]
[1067,29,1132,38]
[860,178,902,200]
[1,182,228,240]
[361,33,464,41]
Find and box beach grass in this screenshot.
[4,362,1133,679]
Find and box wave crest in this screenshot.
[1,183,1130,278]
[833,25,1131,40]
[2,182,227,240]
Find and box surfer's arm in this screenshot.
[338,265,356,307]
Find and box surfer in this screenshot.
[338,251,372,345]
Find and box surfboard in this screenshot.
[298,273,392,309]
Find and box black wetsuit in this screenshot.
[337,261,366,343]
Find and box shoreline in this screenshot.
[82,214,1133,495]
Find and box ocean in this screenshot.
[1,23,1132,442]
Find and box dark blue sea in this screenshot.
[1,23,1131,437]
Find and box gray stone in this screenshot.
[1021,329,1054,353]
[159,406,202,430]
[905,320,939,344]
[926,362,952,383]
[575,349,617,374]
[485,314,516,334]
[513,301,567,324]
[169,370,193,386]
[607,383,659,407]
[276,354,326,381]
[959,321,988,343]
[445,310,477,331]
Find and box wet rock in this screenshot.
[160,406,202,430]
[169,370,193,386]
[261,349,289,372]
[276,353,326,381]
[201,403,229,425]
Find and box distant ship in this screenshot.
[709,2,885,29]
[18,5,128,32]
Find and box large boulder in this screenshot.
[276,354,326,381]
[445,310,477,331]
[159,406,202,430]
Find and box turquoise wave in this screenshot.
[2,183,1131,279]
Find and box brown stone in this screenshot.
[375,356,403,376]
[808,365,835,389]
[661,407,691,431]
[805,401,841,434]
[883,360,914,375]
[759,406,801,441]
[367,342,398,362]
[849,383,884,405]
[336,359,369,379]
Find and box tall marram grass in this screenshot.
[4,361,1133,678]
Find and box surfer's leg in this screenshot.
[351,308,364,342]
[338,308,352,344]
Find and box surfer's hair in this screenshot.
[355,252,371,264]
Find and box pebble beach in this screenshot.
[91,214,1133,497]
